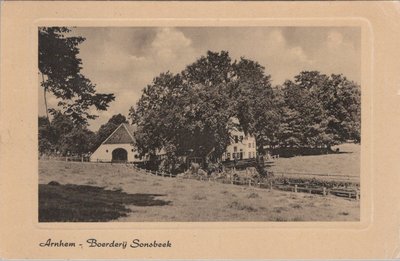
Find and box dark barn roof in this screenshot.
[103,123,137,144]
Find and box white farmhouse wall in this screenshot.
[90,143,142,162]
[222,130,257,161]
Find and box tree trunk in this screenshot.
[41,72,51,125]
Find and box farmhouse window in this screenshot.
[234,135,239,143]
[227,153,230,159]
[248,143,251,148]
[234,146,237,152]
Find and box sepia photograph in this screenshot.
[38,26,361,222]
[5,1,400,259]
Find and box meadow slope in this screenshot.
[269,143,360,177]
[39,160,359,222]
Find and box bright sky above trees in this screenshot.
[38,27,361,131]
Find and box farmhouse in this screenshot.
[90,123,144,163]
[221,128,257,161]
[91,122,257,163]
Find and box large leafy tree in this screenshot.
[232,58,279,154]
[180,51,236,158]
[281,72,328,147]
[130,72,186,156]
[39,27,115,125]
[38,112,96,156]
[59,127,96,156]
[280,71,361,148]
[130,52,237,169]
[318,73,361,144]
[38,116,56,154]
[130,51,279,173]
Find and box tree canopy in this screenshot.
[38,45,361,170]
[39,27,115,125]
[279,71,361,148]
[38,112,96,156]
[130,51,278,171]
[232,58,279,154]
[130,52,361,171]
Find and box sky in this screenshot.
[38,26,361,131]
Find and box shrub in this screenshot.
[247,192,259,199]
[228,201,257,212]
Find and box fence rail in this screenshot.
[40,155,91,162]
[272,171,359,183]
[125,163,360,200]
[40,159,360,200]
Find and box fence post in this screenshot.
[170,172,172,178]
[231,177,233,185]
[356,191,360,200]
[294,184,298,193]
[81,156,83,163]
[248,179,251,187]
[323,187,327,196]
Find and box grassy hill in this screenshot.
[39,160,359,222]
[269,143,360,177]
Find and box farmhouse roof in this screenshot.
[103,123,137,144]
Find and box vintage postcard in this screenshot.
[1,1,399,259]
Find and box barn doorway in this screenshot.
[112,148,128,162]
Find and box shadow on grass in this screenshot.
[39,183,171,222]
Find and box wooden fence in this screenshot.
[127,164,176,178]
[127,163,360,200]
[39,159,360,200]
[272,171,360,183]
[39,155,91,162]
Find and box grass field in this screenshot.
[39,159,360,222]
[269,143,360,177]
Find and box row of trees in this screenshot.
[39,113,128,156]
[275,72,361,148]
[38,27,360,164]
[130,51,361,168]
